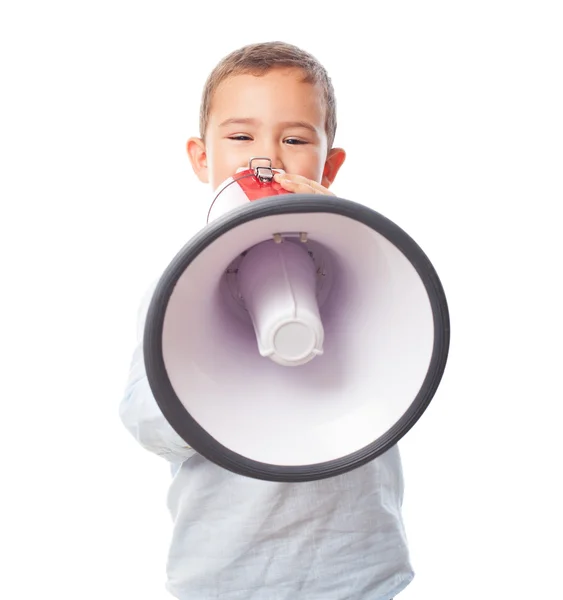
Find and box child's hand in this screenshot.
[273,173,335,196]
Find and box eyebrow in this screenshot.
[218,118,319,134]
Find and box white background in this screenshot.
[1,1,562,598]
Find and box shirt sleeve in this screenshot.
[119,283,196,463]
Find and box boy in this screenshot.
[120,41,411,600]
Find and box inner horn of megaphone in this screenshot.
[237,234,324,367]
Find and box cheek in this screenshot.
[210,142,248,171]
[207,147,238,188]
[289,154,324,182]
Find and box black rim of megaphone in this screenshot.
[144,194,450,482]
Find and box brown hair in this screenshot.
[199,41,337,148]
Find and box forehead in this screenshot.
[208,68,326,126]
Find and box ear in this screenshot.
[321,147,346,188]
[186,137,209,183]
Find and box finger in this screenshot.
[273,174,334,196]
[277,178,316,193]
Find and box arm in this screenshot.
[119,283,196,463]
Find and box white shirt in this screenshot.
[120,288,414,600]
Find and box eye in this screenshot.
[285,138,308,145]
[228,135,252,141]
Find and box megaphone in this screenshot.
[144,158,450,482]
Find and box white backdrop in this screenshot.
[1,1,562,598]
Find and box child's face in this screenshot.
[188,68,344,192]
